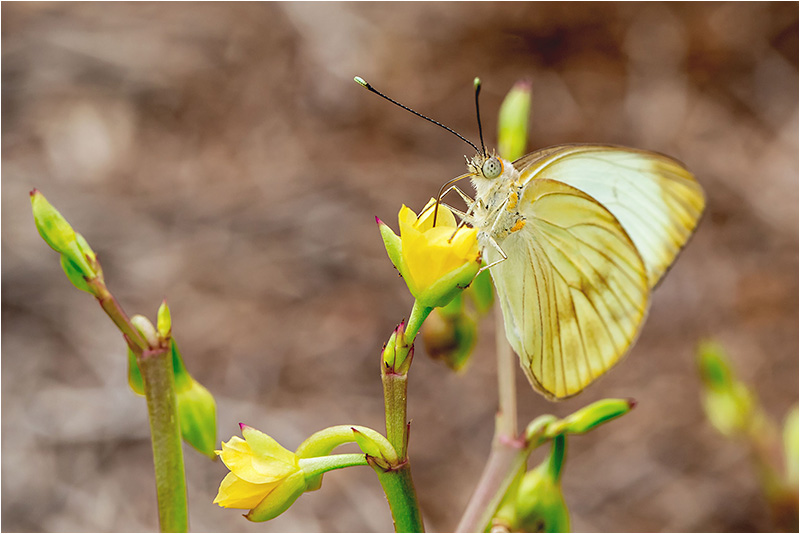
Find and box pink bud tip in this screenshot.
[627,398,638,410]
[375,216,384,225]
[30,188,40,197]
[239,422,249,431]
[514,78,533,91]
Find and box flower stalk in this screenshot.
[380,316,424,532]
[31,190,189,531]
[374,462,425,533]
[140,345,188,532]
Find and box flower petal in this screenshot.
[213,472,278,510]
[242,425,298,466]
[218,433,297,484]
[416,198,456,230]
[245,470,307,522]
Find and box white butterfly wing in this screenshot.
[514,145,705,288]
[485,178,650,399]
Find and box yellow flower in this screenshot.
[379,199,481,309]
[214,424,307,521]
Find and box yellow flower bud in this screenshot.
[214,425,307,520]
[380,200,481,309]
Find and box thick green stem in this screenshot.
[140,347,188,532]
[375,463,425,533]
[382,369,409,460]
[377,300,428,531]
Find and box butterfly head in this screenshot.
[468,152,506,180]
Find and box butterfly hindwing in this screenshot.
[486,178,650,399]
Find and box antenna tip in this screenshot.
[354,76,368,88]
[473,77,482,89]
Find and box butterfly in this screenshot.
[461,146,705,399]
[356,77,705,399]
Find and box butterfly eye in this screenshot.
[482,157,503,179]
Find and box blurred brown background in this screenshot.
[2,2,797,532]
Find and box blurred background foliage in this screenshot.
[2,2,797,531]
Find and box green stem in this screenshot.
[299,453,370,477]
[377,300,428,531]
[494,304,517,439]
[382,368,409,460]
[548,434,566,481]
[456,301,525,532]
[375,463,425,533]
[140,346,188,532]
[455,434,527,532]
[404,300,432,344]
[90,280,148,351]
[296,425,395,460]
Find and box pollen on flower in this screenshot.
[511,219,526,233]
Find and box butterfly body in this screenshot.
[462,145,705,400]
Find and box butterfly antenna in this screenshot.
[354,76,481,154]
[474,77,487,156]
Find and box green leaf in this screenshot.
[557,398,635,435]
[172,341,216,457]
[127,347,145,396]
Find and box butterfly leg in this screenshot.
[477,197,513,270]
[449,185,475,206]
[440,203,467,219]
[447,197,484,242]
[479,235,507,272]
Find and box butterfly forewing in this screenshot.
[485,178,649,399]
[514,145,705,288]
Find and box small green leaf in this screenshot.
[377,217,404,275]
[172,341,216,456]
[31,190,100,285]
[30,189,78,254]
[696,341,755,437]
[60,254,93,294]
[157,300,172,340]
[127,347,145,396]
[697,339,733,390]
[557,398,636,435]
